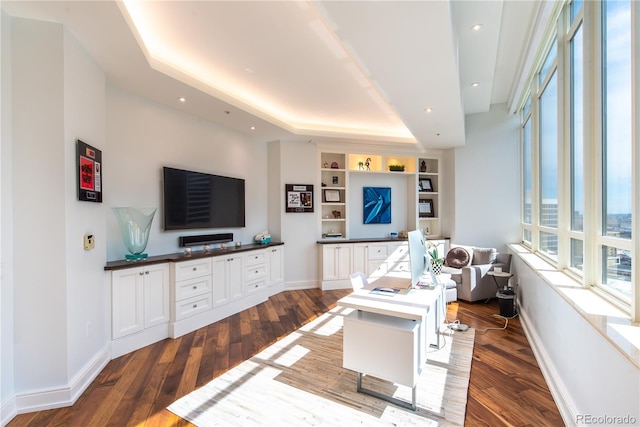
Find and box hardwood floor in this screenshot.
[7,289,563,427]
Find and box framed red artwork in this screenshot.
[77,139,103,203]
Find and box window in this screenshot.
[518,0,636,314]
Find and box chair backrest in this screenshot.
[349,272,368,290]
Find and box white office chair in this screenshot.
[349,272,368,291]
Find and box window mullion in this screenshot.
[632,0,640,322]
[581,0,602,288]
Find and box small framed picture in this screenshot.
[324,189,341,202]
[332,176,339,185]
[419,178,433,192]
[285,184,314,213]
[419,199,434,217]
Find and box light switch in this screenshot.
[84,234,95,250]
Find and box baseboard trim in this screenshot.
[518,304,577,426]
[284,280,320,290]
[9,344,110,419]
[1,394,17,427]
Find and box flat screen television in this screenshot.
[162,166,246,230]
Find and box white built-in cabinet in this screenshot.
[212,255,244,305]
[321,243,353,286]
[321,241,410,290]
[109,243,284,357]
[111,263,170,340]
[267,246,283,286]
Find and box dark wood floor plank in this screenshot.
[6,290,562,427]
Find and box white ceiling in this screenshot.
[2,0,540,151]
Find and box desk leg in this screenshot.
[356,372,417,411]
[429,294,442,349]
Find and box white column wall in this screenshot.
[454,103,520,252]
[62,29,110,384]
[1,9,15,409]
[11,18,68,392]
[278,140,320,289]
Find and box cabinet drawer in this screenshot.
[245,264,267,282]
[175,276,212,301]
[246,279,266,294]
[368,244,389,260]
[244,251,267,266]
[175,293,212,320]
[174,258,212,281]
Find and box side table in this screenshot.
[487,270,513,290]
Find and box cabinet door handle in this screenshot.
[193,304,198,308]
[139,272,144,276]
[192,267,197,271]
[145,271,149,275]
[193,285,197,290]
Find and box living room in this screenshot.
[1,1,638,426]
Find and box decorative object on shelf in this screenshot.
[221,243,227,249]
[203,244,211,251]
[426,241,444,275]
[358,161,364,170]
[184,247,192,255]
[398,230,408,238]
[285,184,314,213]
[331,161,339,169]
[420,160,427,172]
[388,164,405,172]
[332,210,342,218]
[363,187,391,224]
[419,178,433,192]
[365,158,371,170]
[255,231,271,244]
[323,161,329,168]
[324,189,341,202]
[77,139,103,203]
[112,207,156,260]
[419,199,434,217]
[235,241,241,248]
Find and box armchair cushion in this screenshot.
[472,247,497,265]
[445,247,471,269]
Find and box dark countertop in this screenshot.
[316,236,449,244]
[105,241,284,271]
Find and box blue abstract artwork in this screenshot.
[363,187,391,224]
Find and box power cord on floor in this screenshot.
[476,312,519,333]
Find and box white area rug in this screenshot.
[168,306,474,426]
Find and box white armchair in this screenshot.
[441,245,512,302]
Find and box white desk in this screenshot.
[338,274,443,410]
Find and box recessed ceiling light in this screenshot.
[471,82,480,87]
[471,24,482,31]
[424,107,433,113]
[250,126,256,130]
[178,97,186,103]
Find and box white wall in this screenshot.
[511,253,640,424]
[278,141,320,288]
[1,9,15,409]
[348,172,411,239]
[454,103,520,252]
[63,26,110,387]
[11,17,69,393]
[105,88,268,260]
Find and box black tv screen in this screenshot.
[163,166,246,230]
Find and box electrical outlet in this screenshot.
[84,234,95,250]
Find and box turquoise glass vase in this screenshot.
[112,207,156,260]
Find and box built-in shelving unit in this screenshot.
[417,157,440,237]
[320,153,347,239]
[319,150,442,240]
